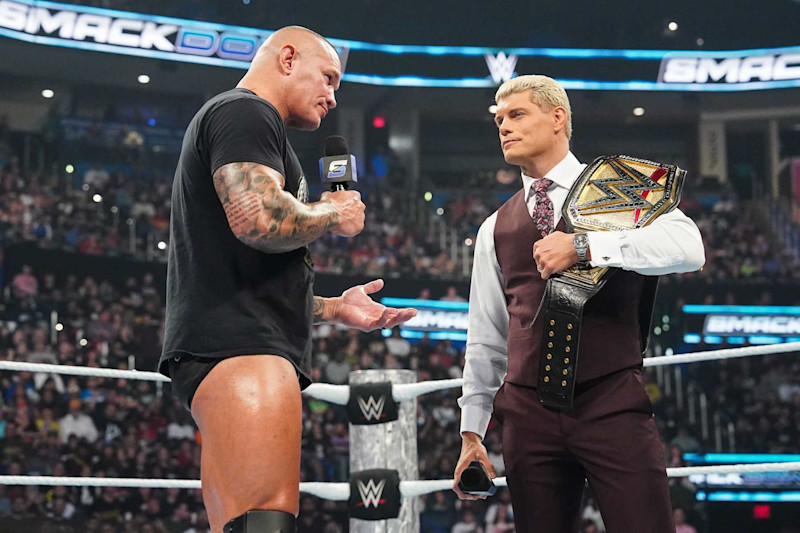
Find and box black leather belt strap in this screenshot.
[535,274,609,411]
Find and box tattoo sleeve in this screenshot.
[213,162,339,253]
[313,296,326,324]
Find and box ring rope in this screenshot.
[1,342,797,404]
[2,462,799,500]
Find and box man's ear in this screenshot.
[278,44,298,75]
[552,107,567,136]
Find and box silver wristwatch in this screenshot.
[573,233,590,266]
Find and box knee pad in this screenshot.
[224,509,296,533]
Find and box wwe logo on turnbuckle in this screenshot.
[485,52,519,84]
[357,394,386,421]
[356,478,387,508]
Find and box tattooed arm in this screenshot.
[214,161,359,253]
[313,280,417,329]
[313,296,340,325]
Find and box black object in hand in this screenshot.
[458,460,497,496]
[319,135,357,192]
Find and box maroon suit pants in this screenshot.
[494,369,675,533]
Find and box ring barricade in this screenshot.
[2,342,799,527]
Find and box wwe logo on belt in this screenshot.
[357,395,386,421]
[356,478,387,508]
[485,52,519,84]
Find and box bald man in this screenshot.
[160,26,416,533]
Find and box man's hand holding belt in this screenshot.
[533,231,591,280]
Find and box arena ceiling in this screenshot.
[134,0,800,50]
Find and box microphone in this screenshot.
[457,461,497,497]
[319,135,358,192]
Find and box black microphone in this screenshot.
[457,461,497,497]
[319,135,358,192]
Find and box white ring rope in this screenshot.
[392,379,465,402]
[642,341,800,367]
[2,462,799,499]
[1,342,797,403]
[0,360,170,382]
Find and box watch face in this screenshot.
[574,234,588,247]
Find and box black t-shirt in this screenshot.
[160,88,312,388]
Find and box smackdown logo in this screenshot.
[659,53,800,85]
[327,159,349,179]
[0,0,349,69]
[704,314,800,336]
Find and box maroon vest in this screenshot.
[494,189,647,388]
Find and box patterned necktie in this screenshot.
[531,178,554,237]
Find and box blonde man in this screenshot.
[453,75,704,532]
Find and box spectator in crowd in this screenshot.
[59,398,99,443]
[452,509,483,533]
[673,508,698,533]
[83,162,111,191]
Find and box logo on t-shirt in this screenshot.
[297,175,309,204]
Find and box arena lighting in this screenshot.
[753,505,771,520]
[4,0,800,91]
[423,192,433,202]
[110,206,118,213]
[372,116,386,128]
[41,89,54,98]
[92,194,102,203]
[79,339,88,347]
[55,323,63,331]
[488,105,497,113]
[157,241,167,250]
[464,238,474,246]
[668,21,679,32]
[137,74,150,84]
[684,453,800,464]
[436,208,444,216]
[64,164,74,173]
[696,38,705,47]
[633,107,645,116]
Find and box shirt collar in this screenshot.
[521,151,583,200]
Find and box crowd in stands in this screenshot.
[0,148,469,279]
[4,147,800,286]
[677,194,800,283]
[4,136,800,532]
[3,258,799,530]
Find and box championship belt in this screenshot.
[536,155,685,410]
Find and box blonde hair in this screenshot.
[495,75,572,140]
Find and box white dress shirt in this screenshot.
[458,151,706,439]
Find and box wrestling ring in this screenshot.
[1,341,799,531]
